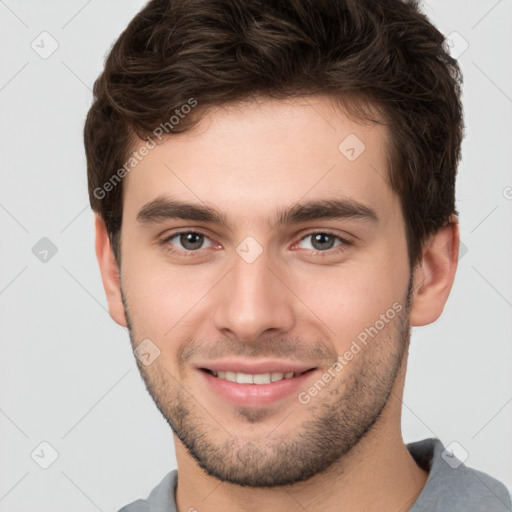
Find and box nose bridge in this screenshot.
[213,244,294,341]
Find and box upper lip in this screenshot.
[197,359,317,374]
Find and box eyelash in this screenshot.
[159,230,352,259]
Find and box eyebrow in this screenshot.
[136,196,379,229]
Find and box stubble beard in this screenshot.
[122,280,413,487]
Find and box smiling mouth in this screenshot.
[202,369,313,384]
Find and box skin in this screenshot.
[95,95,459,512]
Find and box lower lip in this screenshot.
[199,369,317,407]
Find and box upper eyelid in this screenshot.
[298,229,351,241]
[294,231,352,251]
[163,230,216,249]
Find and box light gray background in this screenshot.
[1,1,511,511]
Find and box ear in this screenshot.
[409,215,460,326]
[94,215,127,327]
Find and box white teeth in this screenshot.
[225,371,236,382]
[253,373,271,384]
[236,372,254,384]
[211,370,300,384]
[271,372,284,382]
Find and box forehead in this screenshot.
[122,95,397,228]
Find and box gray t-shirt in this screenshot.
[118,438,512,511]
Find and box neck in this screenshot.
[174,353,428,512]
[174,426,427,512]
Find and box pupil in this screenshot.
[181,233,203,250]
[313,233,334,250]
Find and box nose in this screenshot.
[212,248,296,344]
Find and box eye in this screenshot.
[160,230,351,259]
[162,231,215,254]
[296,231,350,254]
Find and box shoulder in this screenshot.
[407,438,512,511]
[117,470,178,512]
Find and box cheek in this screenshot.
[121,249,217,338]
[286,247,407,350]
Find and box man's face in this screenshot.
[118,96,413,486]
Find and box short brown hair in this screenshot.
[84,0,464,269]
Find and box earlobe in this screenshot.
[409,215,460,327]
[94,215,128,327]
